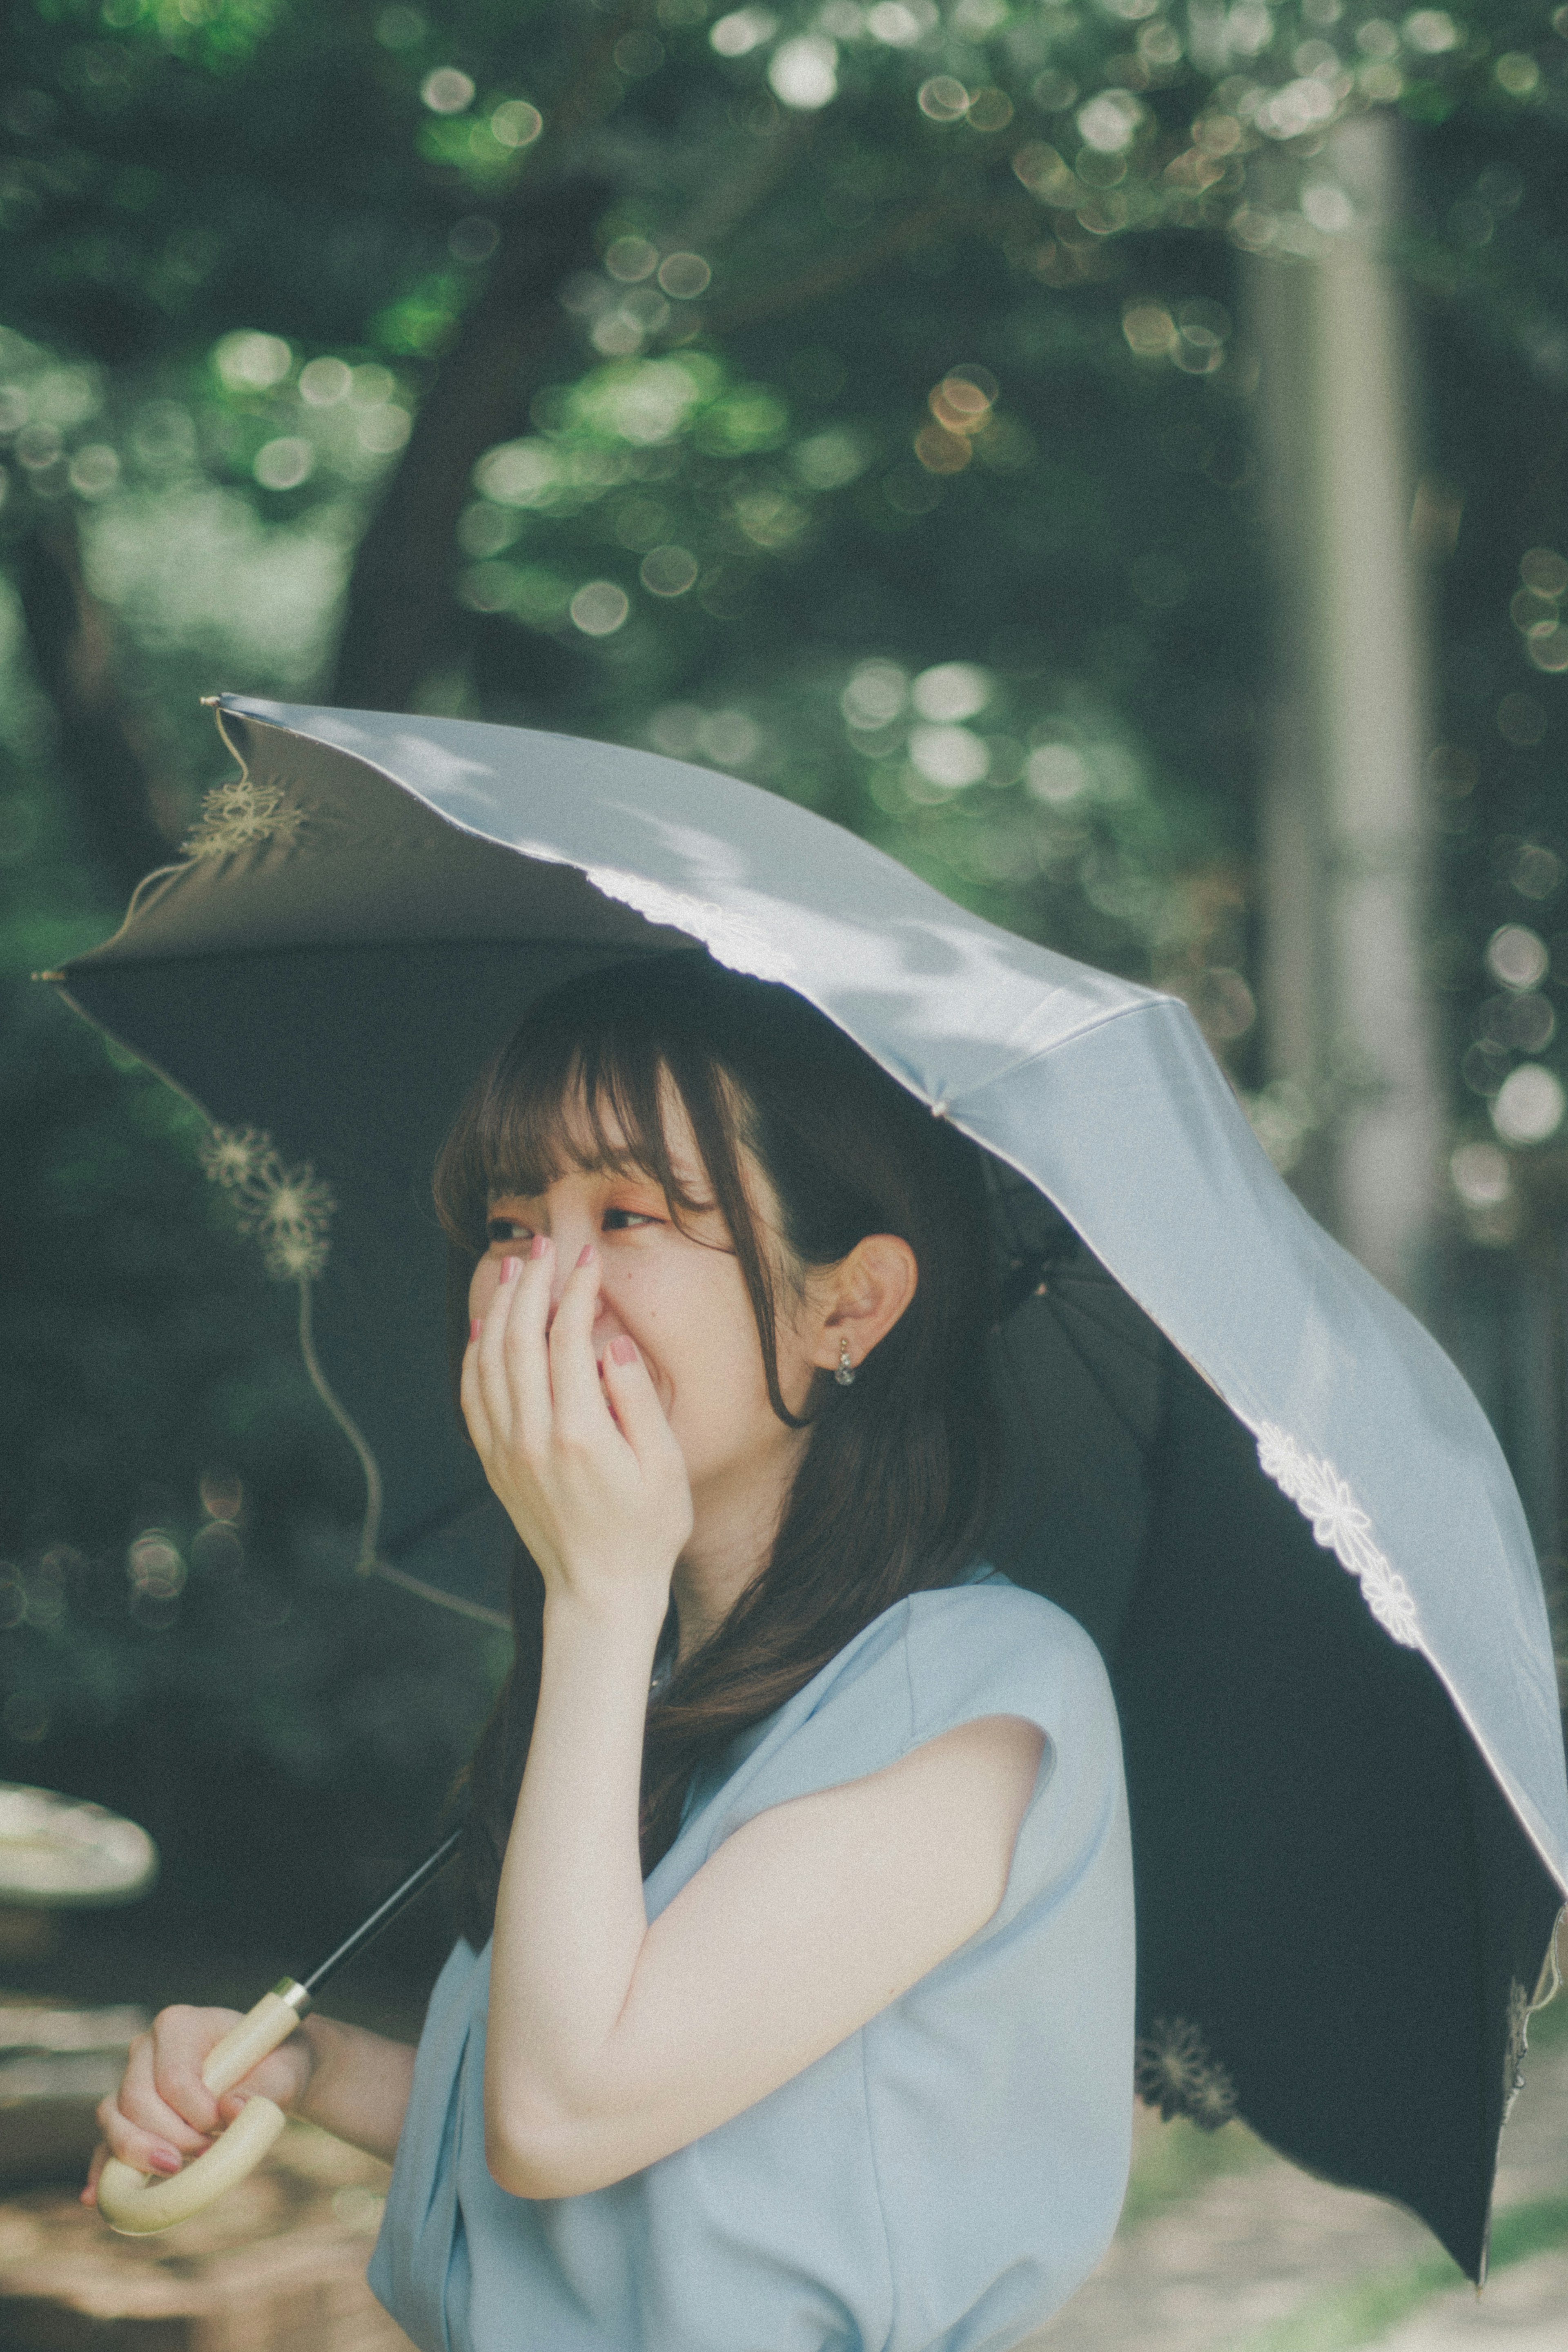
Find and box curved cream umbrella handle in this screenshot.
[96,1981,310,2236]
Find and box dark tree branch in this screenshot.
[17,514,183,898]
[327,0,671,711]
[328,172,611,710]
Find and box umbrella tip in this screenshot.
[200,695,222,707]
[31,970,65,984]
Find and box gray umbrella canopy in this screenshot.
[53,695,1568,2279]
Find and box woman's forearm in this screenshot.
[293,2014,416,2163]
[484,1589,662,2188]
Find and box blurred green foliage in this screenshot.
[3,0,1568,1935]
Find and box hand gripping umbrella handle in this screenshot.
[94,1830,462,2236]
[96,1980,309,2235]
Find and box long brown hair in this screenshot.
[432,954,998,1945]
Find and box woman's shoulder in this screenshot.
[659,1569,1120,1901]
[895,1569,1116,1746]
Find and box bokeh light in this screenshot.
[912,662,991,722]
[1450,1140,1511,1208]
[710,8,776,56]
[639,545,699,596]
[252,437,313,491]
[68,444,120,498]
[1485,923,1549,992]
[214,332,291,392]
[421,67,475,114]
[1405,11,1460,54]
[1521,547,1568,597]
[491,100,543,147]
[199,1471,243,1522]
[794,429,866,490]
[1495,52,1541,97]
[919,77,971,123]
[842,660,909,729]
[768,36,837,109]
[658,253,711,299]
[1511,843,1562,900]
[868,0,931,38]
[1479,992,1555,1052]
[299,357,353,406]
[909,725,989,789]
[1027,744,1090,803]
[606,237,660,284]
[1077,89,1145,153]
[1492,1064,1566,1145]
[569,580,630,635]
[127,1530,186,1601]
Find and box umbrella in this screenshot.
[46,692,1567,2281]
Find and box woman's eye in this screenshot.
[602,1207,659,1232]
[486,1217,530,1246]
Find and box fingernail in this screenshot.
[577,1244,594,1269]
[529,1234,548,1261]
[609,1334,637,1366]
[150,2147,183,2175]
[501,1255,517,1284]
[469,1317,480,1342]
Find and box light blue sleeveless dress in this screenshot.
[368,1572,1135,2352]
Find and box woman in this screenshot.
[89,959,1135,2352]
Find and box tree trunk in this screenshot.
[329,176,610,713]
[1250,114,1441,1310]
[16,513,183,899]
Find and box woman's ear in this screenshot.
[812,1235,919,1378]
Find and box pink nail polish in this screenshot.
[469,1317,480,1342]
[150,2147,183,2175]
[529,1234,548,1260]
[577,1244,594,1269]
[609,1334,637,1366]
[501,1255,517,1284]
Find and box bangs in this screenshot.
[436,1019,724,1256]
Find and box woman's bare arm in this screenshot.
[292,2014,415,2160]
[485,1613,1043,2201]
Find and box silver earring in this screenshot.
[835,1336,855,1387]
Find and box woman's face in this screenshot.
[467,1090,816,1536]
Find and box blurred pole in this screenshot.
[1250,113,1441,1309]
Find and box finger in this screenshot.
[472,1248,523,1445]
[149,2013,225,2138]
[601,1334,682,1469]
[116,2028,219,2149]
[95,2090,200,2178]
[460,1311,493,1454]
[548,1247,612,1438]
[487,1239,553,1445]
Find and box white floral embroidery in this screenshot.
[1134,2018,1238,2130]
[184,775,306,856]
[199,1124,335,1281]
[584,865,797,983]
[1257,1423,1421,1649]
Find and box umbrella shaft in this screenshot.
[301,1828,463,1998]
